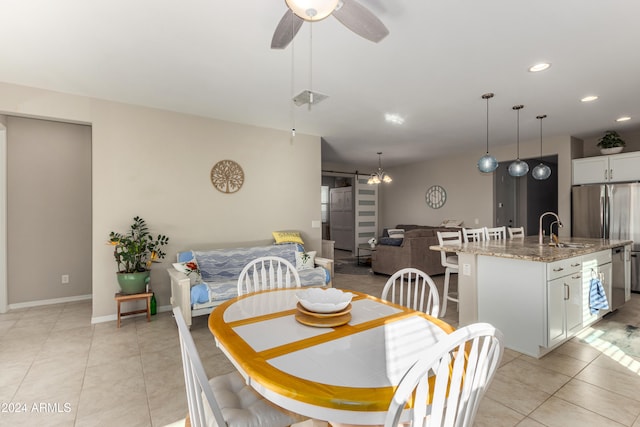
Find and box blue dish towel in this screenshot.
[589,277,609,315]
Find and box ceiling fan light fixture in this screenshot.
[286,0,339,20]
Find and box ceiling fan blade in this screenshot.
[332,0,389,43]
[271,10,304,49]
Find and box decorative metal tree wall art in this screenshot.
[210,160,244,194]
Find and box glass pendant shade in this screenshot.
[532,163,552,180]
[286,0,339,20]
[532,114,552,180]
[508,160,529,177]
[508,105,528,177]
[478,154,499,173]
[477,93,498,173]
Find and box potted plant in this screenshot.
[109,216,169,294]
[597,130,625,155]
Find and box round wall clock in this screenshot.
[210,160,244,194]
[425,185,447,209]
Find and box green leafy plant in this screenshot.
[597,130,625,148]
[109,216,169,273]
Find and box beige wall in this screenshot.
[0,82,322,320]
[7,117,92,304]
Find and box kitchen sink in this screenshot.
[553,242,594,249]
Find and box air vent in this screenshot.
[293,90,328,107]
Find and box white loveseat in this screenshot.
[168,243,333,327]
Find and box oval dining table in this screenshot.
[208,288,455,425]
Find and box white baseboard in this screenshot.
[9,294,92,310]
[91,303,173,324]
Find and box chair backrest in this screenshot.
[436,231,462,268]
[384,323,504,427]
[381,268,440,318]
[237,256,301,296]
[462,227,485,243]
[173,307,227,427]
[507,226,525,239]
[484,226,506,240]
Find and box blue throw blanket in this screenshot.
[589,277,609,315]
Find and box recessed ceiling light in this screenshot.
[616,116,631,122]
[528,63,551,72]
[581,95,598,102]
[385,113,405,125]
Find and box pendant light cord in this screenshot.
[516,108,520,158]
[512,104,524,159]
[290,12,296,138]
[537,114,547,159]
[308,20,313,111]
[486,97,490,154]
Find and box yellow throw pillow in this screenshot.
[272,230,304,245]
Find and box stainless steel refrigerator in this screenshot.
[572,183,639,302]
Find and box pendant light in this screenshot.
[367,152,392,185]
[532,114,552,180]
[477,93,499,173]
[508,105,529,177]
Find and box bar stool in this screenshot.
[462,227,485,243]
[436,231,461,317]
[508,226,525,239]
[485,226,507,240]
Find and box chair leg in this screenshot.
[442,268,451,317]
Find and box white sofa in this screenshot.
[168,243,333,327]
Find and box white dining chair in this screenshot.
[507,226,525,239]
[237,256,301,296]
[173,307,305,427]
[484,226,506,240]
[381,268,440,318]
[384,323,504,427]
[436,231,461,317]
[462,227,485,243]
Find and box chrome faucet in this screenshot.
[539,212,563,245]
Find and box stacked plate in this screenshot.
[295,288,354,327]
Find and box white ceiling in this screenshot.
[1,0,639,169]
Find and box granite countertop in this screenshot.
[429,236,632,262]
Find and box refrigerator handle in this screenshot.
[601,186,607,238]
[605,169,608,180]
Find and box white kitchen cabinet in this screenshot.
[546,275,583,348]
[476,249,617,357]
[573,152,640,185]
[546,256,583,348]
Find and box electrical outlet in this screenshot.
[61,274,69,284]
[463,264,471,276]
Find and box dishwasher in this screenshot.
[611,246,630,310]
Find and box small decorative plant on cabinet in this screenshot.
[108,216,169,294]
[597,130,625,155]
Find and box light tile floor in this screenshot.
[1,262,640,426]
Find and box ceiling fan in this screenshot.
[271,0,389,49]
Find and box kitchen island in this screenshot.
[430,237,631,357]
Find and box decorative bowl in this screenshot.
[296,288,354,313]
